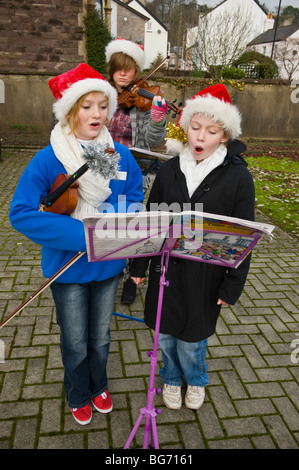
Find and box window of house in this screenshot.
[146,21,152,32]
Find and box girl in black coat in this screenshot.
[131,84,255,411]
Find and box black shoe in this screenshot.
[121,278,137,304]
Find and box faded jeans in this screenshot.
[50,275,119,408]
[159,333,209,387]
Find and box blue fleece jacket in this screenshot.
[9,142,144,283]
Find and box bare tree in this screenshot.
[146,0,203,47]
[185,6,260,77]
[274,36,299,80]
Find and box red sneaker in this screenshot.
[92,390,113,413]
[71,403,92,425]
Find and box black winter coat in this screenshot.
[131,140,255,342]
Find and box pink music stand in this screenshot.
[124,249,170,449]
[84,215,177,449]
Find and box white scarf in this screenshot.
[179,144,227,197]
[50,122,115,220]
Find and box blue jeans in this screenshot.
[159,333,209,387]
[50,275,119,408]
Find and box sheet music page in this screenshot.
[83,210,275,266]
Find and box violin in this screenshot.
[40,173,80,215]
[39,162,89,215]
[117,55,183,116]
[118,79,182,115]
[39,147,116,215]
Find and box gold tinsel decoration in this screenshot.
[166,122,187,143]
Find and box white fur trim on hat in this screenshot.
[180,95,242,140]
[53,78,118,122]
[165,138,184,156]
[105,39,145,71]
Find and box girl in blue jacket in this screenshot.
[9,63,143,425]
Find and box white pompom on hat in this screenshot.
[105,38,146,71]
[48,63,118,123]
[166,84,242,155]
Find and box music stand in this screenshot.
[83,210,273,449]
[124,249,169,449]
[83,213,177,449]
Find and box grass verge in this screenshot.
[246,156,299,238]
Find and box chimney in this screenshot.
[264,13,275,32]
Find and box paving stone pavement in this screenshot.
[0,148,298,451]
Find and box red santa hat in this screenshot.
[48,63,118,123]
[166,84,242,155]
[105,38,146,71]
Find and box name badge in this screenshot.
[118,171,127,181]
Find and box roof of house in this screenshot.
[208,0,268,16]
[248,23,299,45]
[113,0,149,21]
[127,0,168,31]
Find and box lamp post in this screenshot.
[271,0,282,59]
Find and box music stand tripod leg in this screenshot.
[124,252,169,449]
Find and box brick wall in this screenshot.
[117,3,146,45]
[0,0,91,75]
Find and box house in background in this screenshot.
[98,0,149,46]
[185,0,271,71]
[126,0,168,69]
[247,23,299,80]
[99,0,168,70]
[204,0,269,36]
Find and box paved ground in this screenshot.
[0,147,298,451]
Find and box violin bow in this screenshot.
[0,252,85,330]
[117,55,170,107]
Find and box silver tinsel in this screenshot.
[82,142,120,180]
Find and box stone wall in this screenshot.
[0,0,91,75]
[0,74,54,136]
[156,79,299,140]
[0,75,298,140]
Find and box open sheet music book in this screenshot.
[129,147,173,162]
[83,210,274,269]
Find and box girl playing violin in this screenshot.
[105,38,167,150]
[105,38,168,304]
[9,64,144,426]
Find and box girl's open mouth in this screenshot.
[194,146,204,153]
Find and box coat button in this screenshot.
[203,184,210,191]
